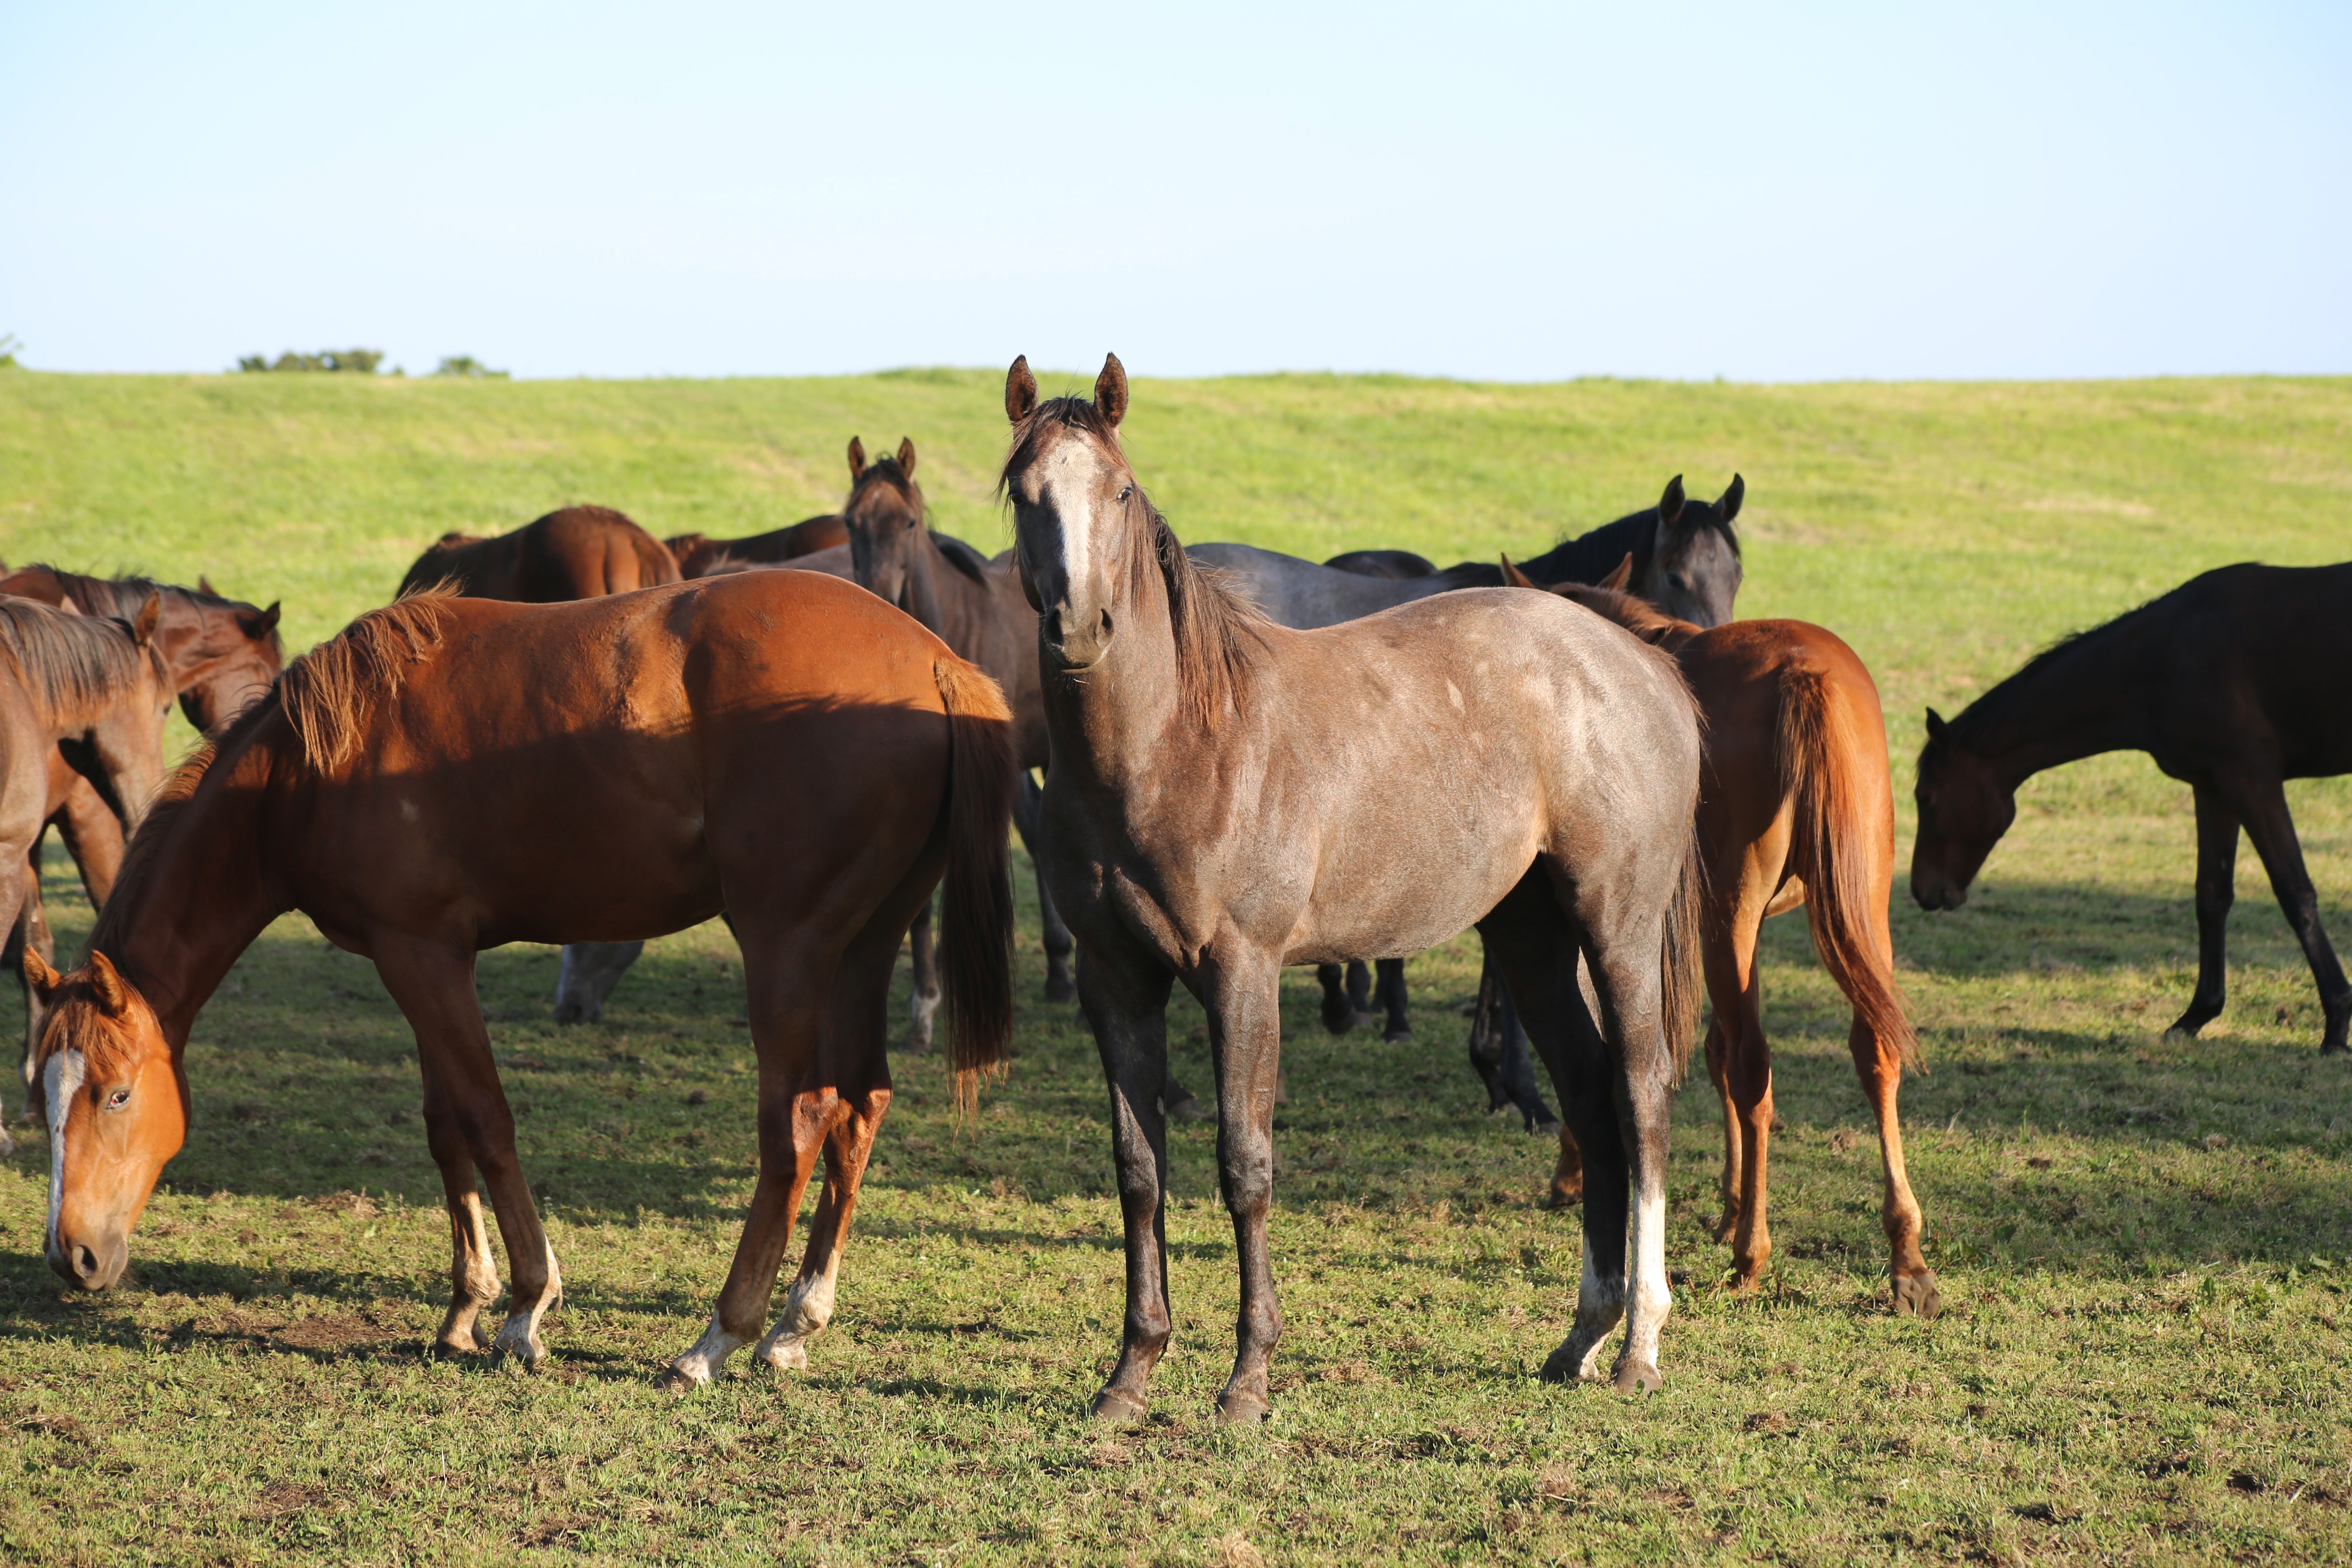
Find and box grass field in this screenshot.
[0,367,2348,1564]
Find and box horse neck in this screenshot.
[1041,554,1189,793]
[1522,512,1650,585]
[105,741,291,1048]
[1957,623,2158,786]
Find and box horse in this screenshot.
[1002,354,1705,1416]
[1322,548,1434,579]
[832,434,1076,1049]
[27,572,1015,1388]
[666,514,850,579]
[1186,472,1745,635]
[0,596,175,1153]
[1914,561,2352,1054]
[397,505,681,601]
[1503,564,1938,1314]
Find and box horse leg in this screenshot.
[2167,784,2239,1039]
[1852,1012,1937,1316]
[1704,1016,1739,1241]
[1491,984,1560,1133]
[1375,958,1412,1040]
[2225,772,2352,1054]
[372,940,562,1367]
[1712,897,1775,1290]
[53,767,123,908]
[754,918,900,1372]
[1585,933,1677,1394]
[1345,961,1375,1028]
[1014,773,1075,1002]
[1548,1123,1585,1208]
[1202,947,1287,1423]
[1080,936,1177,1422]
[1316,964,1355,1035]
[669,933,840,1387]
[902,894,940,1054]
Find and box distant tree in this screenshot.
[0,334,20,369]
[433,355,509,378]
[236,348,385,374]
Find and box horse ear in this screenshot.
[88,951,131,1018]
[256,601,282,635]
[897,437,916,478]
[197,574,217,596]
[1600,552,1634,592]
[1005,355,1038,424]
[1718,474,1745,525]
[1656,474,1688,531]
[22,947,61,1003]
[1095,353,1127,428]
[1925,707,1949,743]
[1499,554,1539,590]
[846,436,866,481]
[131,592,163,647]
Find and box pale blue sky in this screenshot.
[3,2,2345,380]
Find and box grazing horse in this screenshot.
[27,572,1014,1386]
[834,433,1074,1047]
[1914,561,2352,1054]
[667,514,850,579]
[1002,354,1704,1416]
[0,597,175,1152]
[1187,473,1746,636]
[1506,566,1938,1314]
[397,505,681,601]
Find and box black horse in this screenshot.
[1914,561,2352,1054]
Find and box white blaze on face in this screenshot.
[44,1048,85,1245]
[1033,441,1104,599]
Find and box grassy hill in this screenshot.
[0,367,2348,1564]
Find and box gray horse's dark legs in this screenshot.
[1202,950,1286,1423]
[2169,784,2238,1040]
[1079,940,1178,1422]
[901,898,941,1052]
[1316,957,1412,1039]
[1014,773,1076,1003]
[1373,958,1412,1040]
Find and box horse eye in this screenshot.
[1666,574,1687,591]
[105,1088,131,1110]
[1117,486,1133,503]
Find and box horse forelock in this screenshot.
[278,591,456,772]
[847,456,923,520]
[0,597,158,729]
[30,978,143,1084]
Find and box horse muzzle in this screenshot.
[1045,606,1115,670]
[1910,871,1969,913]
[48,1230,127,1291]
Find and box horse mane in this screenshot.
[1942,589,2177,751]
[1549,583,1700,649]
[278,590,457,770]
[0,597,156,729]
[1519,499,1742,586]
[932,532,992,586]
[999,396,1266,728]
[74,727,229,1002]
[23,564,288,666]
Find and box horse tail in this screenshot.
[1779,665,1920,1071]
[932,655,1017,1110]
[1660,816,1706,1081]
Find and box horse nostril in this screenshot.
[1097,609,1113,640]
[74,1246,99,1281]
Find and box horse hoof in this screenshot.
[1215,1390,1272,1425]
[1893,1272,1942,1319]
[655,1365,707,1394]
[1382,1027,1414,1043]
[1613,1360,1663,1396]
[755,1335,810,1371]
[1544,1184,1583,1211]
[1164,1089,1209,1123]
[1537,1346,1581,1384]
[1090,1387,1149,1424]
[1044,978,1076,1004]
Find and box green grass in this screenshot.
[0,368,2349,1564]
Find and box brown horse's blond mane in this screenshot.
[280,590,457,771]
[999,399,1266,729]
[0,596,161,729]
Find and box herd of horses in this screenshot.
[8,355,2346,1416]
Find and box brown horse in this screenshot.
[1914,561,2352,1054]
[397,506,681,600]
[1003,355,1704,1416]
[667,514,849,579]
[0,597,175,1153]
[1504,564,1938,1315]
[27,572,1014,1386]
[834,434,1074,1045]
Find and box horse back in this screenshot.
[2160,562,2352,775]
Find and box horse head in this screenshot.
[1911,706,2013,910]
[1644,474,1744,629]
[1001,354,1141,671]
[842,435,934,624]
[23,949,187,1292]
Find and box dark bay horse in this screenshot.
[398,505,682,601]
[1507,567,1937,1314]
[1003,355,1704,1416]
[834,434,1075,1045]
[667,514,849,579]
[0,597,175,1153]
[1915,561,2352,1054]
[28,572,1015,1384]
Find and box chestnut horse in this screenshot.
[397,505,681,600]
[1915,561,2352,1054]
[0,596,175,1153]
[1504,565,1938,1315]
[667,514,850,579]
[1003,355,1704,1416]
[833,434,1075,1041]
[28,572,1014,1385]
